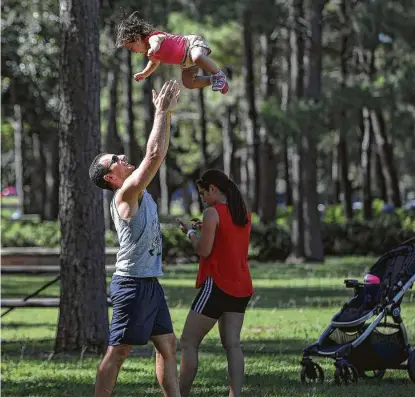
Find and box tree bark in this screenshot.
[142,59,160,201]
[104,33,124,232]
[283,138,293,206]
[361,108,373,220]
[56,0,108,353]
[332,145,340,203]
[280,41,293,207]
[30,131,46,216]
[370,110,401,208]
[11,102,24,215]
[375,152,387,201]
[124,50,142,166]
[243,7,260,212]
[198,88,208,170]
[222,105,235,177]
[303,0,325,261]
[258,34,277,224]
[338,0,353,222]
[288,0,306,261]
[43,132,59,220]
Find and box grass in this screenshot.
[1,257,415,397]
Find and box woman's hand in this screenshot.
[177,218,192,234]
[191,218,203,230]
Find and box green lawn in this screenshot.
[2,257,415,397]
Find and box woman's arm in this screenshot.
[186,207,219,258]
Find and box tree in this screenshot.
[288,0,306,261]
[301,0,326,261]
[56,0,108,353]
[242,6,260,212]
[337,0,353,222]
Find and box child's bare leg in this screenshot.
[182,66,211,89]
[190,47,221,75]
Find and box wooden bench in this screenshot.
[1,265,116,275]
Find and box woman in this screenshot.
[177,169,254,397]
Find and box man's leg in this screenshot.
[218,312,246,397]
[179,310,217,397]
[151,333,181,397]
[94,344,131,397]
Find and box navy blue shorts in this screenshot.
[109,275,173,346]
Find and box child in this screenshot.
[115,11,229,94]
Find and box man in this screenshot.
[89,80,181,397]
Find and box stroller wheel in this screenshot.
[300,361,324,385]
[334,362,358,386]
[408,349,415,383]
[361,369,386,380]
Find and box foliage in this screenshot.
[2,208,413,260]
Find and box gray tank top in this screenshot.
[110,189,163,277]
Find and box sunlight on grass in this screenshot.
[2,257,415,396]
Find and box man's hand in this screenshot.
[152,80,180,112]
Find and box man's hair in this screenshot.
[115,10,156,48]
[89,153,114,191]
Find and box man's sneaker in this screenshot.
[221,81,229,94]
[211,70,227,91]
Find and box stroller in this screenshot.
[300,237,415,385]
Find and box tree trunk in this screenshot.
[43,132,59,220]
[370,110,401,208]
[361,108,373,220]
[375,152,387,202]
[283,138,293,206]
[182,183,192,215]
[338,0,353,222]
[198,88,208,169]
[280,43,292,207]
[242,7,260,212]
[302,0,325,261]
[258,34,277,224]
[12,102,24,215]
[56,0,108,353]
[222,105,235,177]
[30,131,46,216]
[238,128,250,208]
[159,157,169,215]
[124,50,142,166]
[142,60,160,201]
[332,145,341,203]
[104,39,124,232]
[288,0,306,261]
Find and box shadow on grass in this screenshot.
[0,257,376,298]
[2,360,413,397]
[163,285,354,309]
[1,335,314,358]
[2,322,56,329]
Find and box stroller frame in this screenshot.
[300,237,415,385]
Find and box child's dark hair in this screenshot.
[115,10,155,48]
[197,169,249,227]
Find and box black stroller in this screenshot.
[300,237,415,385]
